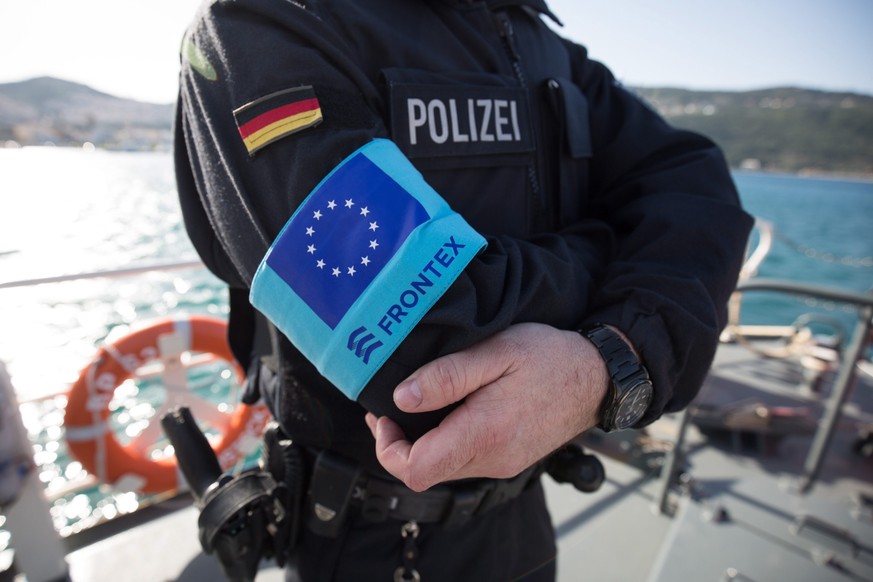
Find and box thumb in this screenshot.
[393,335,513,413]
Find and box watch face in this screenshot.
[614,383,654,430]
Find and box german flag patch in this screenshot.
[233,86,323,155]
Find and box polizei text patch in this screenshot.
[390,83,534,158]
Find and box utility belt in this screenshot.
[163,407,603,581]
[289,433,543,582]
[300,441,541,538]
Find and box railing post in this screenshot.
[734,279,873,494]
[799,306,873,493]
[654,405,692,515]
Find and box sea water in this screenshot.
[733,171,873,335]
[0,147,871,536]
[0,148,232,538]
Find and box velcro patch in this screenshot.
[390,83,534,158]
[233,86,323,155]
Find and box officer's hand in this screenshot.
[364,322,609,492]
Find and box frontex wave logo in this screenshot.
[346,326,383,365]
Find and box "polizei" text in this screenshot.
[407,97,523,146]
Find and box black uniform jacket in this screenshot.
[175,0,754,474]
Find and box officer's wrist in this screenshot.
[567,330,611,433]
[580,324,654,432]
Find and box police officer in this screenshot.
[174,0,753,579]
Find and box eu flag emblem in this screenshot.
[251,139,486,400]
[266,153,429,329]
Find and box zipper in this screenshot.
[495,12,523,79]
[494,11,544,229]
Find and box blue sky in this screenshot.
[549,0,873,96]
[1,0,871,103]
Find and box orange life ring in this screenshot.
[64,315,270,494]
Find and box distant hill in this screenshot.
[0,77,173,151]
[2,77,871,177]
[631,86,873,177]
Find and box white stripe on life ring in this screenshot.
[156,319,194,359]
[173,318,193,351]
[65,423,109,442]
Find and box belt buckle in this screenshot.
[443,468,538,527]
[442,484,489,528]
[360,478,399,522]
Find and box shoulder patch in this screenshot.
[233,86,323,155]
[181,34,217,81]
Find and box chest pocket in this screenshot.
[545,77,593,228]
[381,67,539,236]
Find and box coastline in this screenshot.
[3,142,873,184]
[732,166,873,184]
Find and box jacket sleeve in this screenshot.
[390,43,754,429]
[563,41,755,424]
[176,1,753,438]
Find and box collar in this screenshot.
[486,0,563,25]
[448,0,563,26]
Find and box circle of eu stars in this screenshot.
[304,197,379,279]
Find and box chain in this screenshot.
[394,520,421,582]
[773,229,873,268]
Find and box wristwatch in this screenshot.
[582,324,654,432]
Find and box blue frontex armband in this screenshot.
[250,139,487,400]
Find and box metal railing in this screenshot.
[657,278,873,512]
[1,259,210,500]
[0,259,205,290]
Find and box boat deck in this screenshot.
[53,339,873,581]
[62,454,672,582]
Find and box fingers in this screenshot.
[365,324,601,491]
[393,335,514,413]
[365,413,414,474]
[368,410,480,491]
[364,411,378,434]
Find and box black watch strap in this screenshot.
[582,324,652,432]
